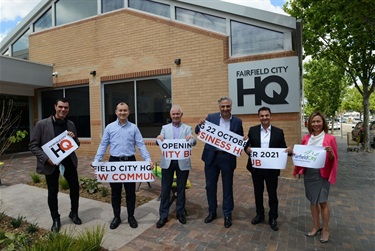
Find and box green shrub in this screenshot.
[25,225,105,251]
[30,173,41,183]
[10,214,23,228]
[26,222,39,234]
[59,177,70,190]
[0,232,30,251]
[80,178,99,194]
[100,186,109,197]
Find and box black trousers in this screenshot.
[159,160,189,218]
[109,155,136,218]
[251,170,279,220]
[45,158,80,220]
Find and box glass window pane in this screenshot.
[2,49,9,56]
[129,0,170,18]
[34,8,52,32]
[104,81,136,127]
[136,76,171,138]
[102,0,124,13]
[41,90,64,119]
[65,87,91,138]
[176,7,226,34]
[231,20,284,56]
[55,0,97,26]
[12,29,31,60]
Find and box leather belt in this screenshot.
[110,155,134,161]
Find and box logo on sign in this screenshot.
[237,76,289,106]
[51,139,74,158]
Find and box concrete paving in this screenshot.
[0,134,374,251]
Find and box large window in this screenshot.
[103,76,171,138]
[41,86,91,138]
[231,20,284,56]
[175,7,226,34]
[34,8,52,32]
[55,0,97,26]
[102,0,123,13]
[12,29,31,60]
[129,0,170,18]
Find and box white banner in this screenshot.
[292,144,326,168]
[157,139,193,160]
[249,148,288,169]
[197,121,247,156]
[41,130,79,165]
[92,161,155,183]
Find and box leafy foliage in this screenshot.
[284,0,374,150]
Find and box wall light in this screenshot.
[90,70,96,76]
[52,72,58,77]
[174,58,181,65]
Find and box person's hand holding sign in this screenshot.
[325,146,334,160]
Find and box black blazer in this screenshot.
[245,125,287,176]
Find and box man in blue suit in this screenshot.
[245,106,292,231]
[156,105,196,228]
[195,97,244,228]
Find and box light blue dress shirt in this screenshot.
[94,119,151,162]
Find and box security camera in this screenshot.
[52,72,58,77]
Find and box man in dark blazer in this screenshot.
[245,106,292,231]
[195,97,244,228]
[29,98,81,232]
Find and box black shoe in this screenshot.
[156,217,168,228]
[110,217,121,229]
[69,211,82,225]
[51,218,61,232]
[269,219,278,231]
[224,216,232,228]
[177,214,186,224]
[204,213,217,223]
[251,214,265,225]
[128,216,138,229]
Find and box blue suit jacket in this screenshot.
[159,123,196,171]
[195,112,244,168]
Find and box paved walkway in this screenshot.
[0,135,374,250]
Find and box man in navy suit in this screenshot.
[156,105,196,228]
[245,106,292,231]
[195,97,244,228]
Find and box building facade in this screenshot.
[0,0,302,177]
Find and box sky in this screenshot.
[0,0,287,42]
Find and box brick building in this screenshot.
[0,0,302,177]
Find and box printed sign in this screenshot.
[228,57,300,114]
[197,121,247,156]
[92,161,155,183]
[157,139,193,160]
[292,144,326,168]
[41,130,79,165]
[249,148,288,169]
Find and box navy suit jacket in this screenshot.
[245,125,287,176]
[195,112,244,168]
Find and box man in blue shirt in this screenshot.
[94,102,153,230]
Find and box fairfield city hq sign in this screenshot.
[229,57,300,114]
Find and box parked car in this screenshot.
[328,121,341,130]
[351,122,364,141]
[369,121,375,147]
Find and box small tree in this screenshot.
[0,99,27,156]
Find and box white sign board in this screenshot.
[197,121,247,156]
[249,148,289,169]
[41,130,79,165]
[292,144,326,168]
[228,57,300,114]
[157,139,193,160]
[92,161,155,183]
